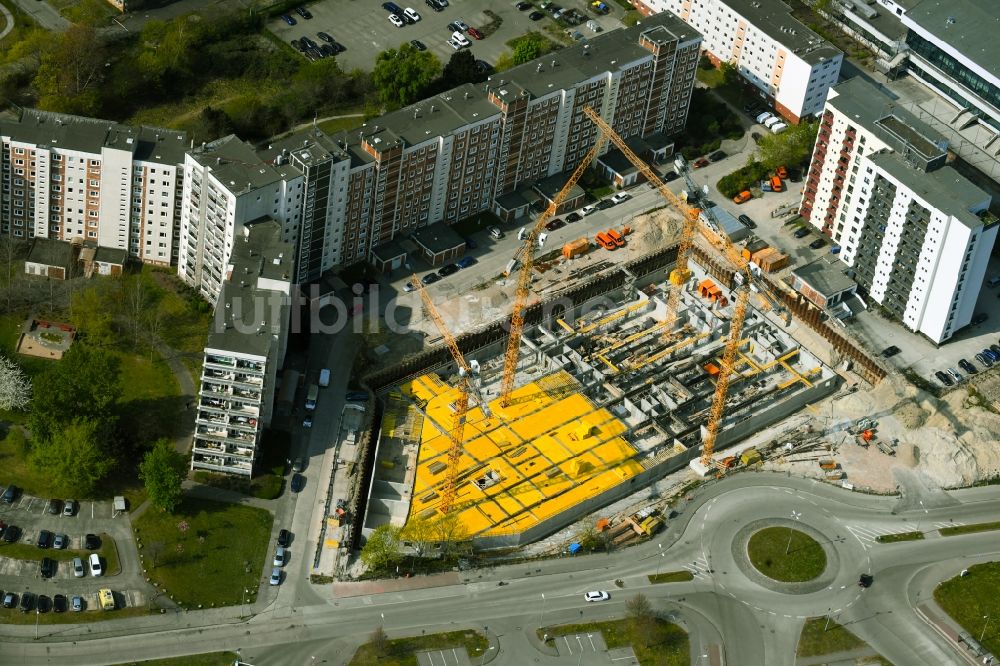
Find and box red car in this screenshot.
[467,26,483,39]
[693,158,710,169]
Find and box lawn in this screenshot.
[350,629,488,666]
[112,653,239,666]
[133,497,273,609]
[696,67,725,88]
[935,561,1000,655]
[0,604,151,625]
[796,617,866,657]
[940,521,1000,536]
[0,531,119,574]
[648,570,694,584]
[875,531,924,543]
[49,0,115,23]
[317,112,366,135]
[541,618,688,666]
[747,527,827,582]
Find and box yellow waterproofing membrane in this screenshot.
[405,370,643,539]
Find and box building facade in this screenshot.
[190,219,294,477]
[629,0,843,123]
[0,109,187,266]
[176,13,702,291]
[799,78,996,343]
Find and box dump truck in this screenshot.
[562,238,590,259]
[626,508,663,536]
[740,447,761,466]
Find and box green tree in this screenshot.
[140,439,188,512]
[512,34,547,65]
[30,419,115,496]
[30,344,122,444]
[441,50,484,88]
[494,51,515,72]
[372,44,441,110]
[756,120,819,170]
[400,514,438,556]
[360,524,403,572]
[720,61,740,87]
[34,24,107,115]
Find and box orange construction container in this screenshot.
[703,362,720,376]
[606,229,625,247]
[759,251,789,272]
[562,238,590,259]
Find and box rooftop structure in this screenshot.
[363,263,837,548]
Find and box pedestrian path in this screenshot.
[681,555,711,580]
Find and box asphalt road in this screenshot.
[0,473,998,666]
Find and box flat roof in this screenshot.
[411,223,466,255]
[534,173,586,202]
[903,0,1000,79]
[793,254,857,297]
[725,0,842,65]
[405,371,646,539]
[26,237,73,269]
[598,149,639,176]
[371,238,408,263]
[92,246,128,265]
[0,109,187,165]
[827,78,946,155]
[868,151,989,228]
[207,219,293,357]
[190,135,300,194]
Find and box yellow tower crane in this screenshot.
[412,274,489,513]
[580,106,788,469]
[498,131,608,407]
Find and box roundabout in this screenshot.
[746,525,827,583]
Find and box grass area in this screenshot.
[0,604,151,625]
[696,68,725,88]
[133,497,273,609]
[317,113,366,135]
[111,653,239,666]
[192,428,289,500]
[0,532,119,573]
[350,629,487,666]
[747,527,827,582]
[541,618,689,666]
[50,0,116,23]
[648,570,694,584]
[940,521,1000,536]
[936,561,1000,655]
[875,531,925,543]
[796,616,867,657]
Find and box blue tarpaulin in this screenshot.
[568,543,582,554]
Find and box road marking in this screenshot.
[934,521,963,529]
[564,636,573,655]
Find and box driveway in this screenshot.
[6,0,69,31]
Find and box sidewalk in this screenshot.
[332,572,462,598]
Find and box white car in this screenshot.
[580,205,597,216]
[584,590,610,602]
[447,37,463,50]
[756,111,774,124]
[451,31,470,47]
[89,553,102,577]
[762,116,782,129]
[403,7,420,21]
[610,192,630,204]
[403,281,416,292]
[770,122,788,134]
[269,567,282,586]
[388,13,404,27]
[454,18,469,30]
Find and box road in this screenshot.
[0,472,997,665]
[6,0,68,32]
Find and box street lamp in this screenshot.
[481,626,489,666]
[539,593,546,627]
[656,552,665,578]
[785,510,802,555]
[981,614,991,643]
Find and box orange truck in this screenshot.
[606,228,625,247]
[733,190,752,204]
[770,176,784,193]
[595,232,616,250]
[776,165,789,179]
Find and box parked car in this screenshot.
[404,7,421,21]
[73,557,85,578]
[947,367,963,383]
[610,192,631,204]
[37,595,51,613]
[991,344,1000,357]
[596,199,614,210]
[663,170,679,182]
[302,415,313,428]
[318,31,335,43]
[881,345,901,358]
[388,14,404,27]
[2,484,19,504]
[53,594,67,613]
[1,592,15,609]
[410,39,427,51]
[771,123,788,134]
[46,499,62,515]
[544,218,565,231]
[453,18,469,30]
[489,226,504,239]
[516,1,533,9]
[421,272,442,285]
[89,553,103,577]
[37,530,53,549]
[467,26,483,39]
[756,111,774,124]
[809,238,826,249]
[959,358,978,375]
[794,227,810,239]
[692,158,710,169]
[580,205,597,216]
[71,596,84,612]
[935,370,953,387]
[737,214,756,229]
[84,534,100,550]
[732,190,751,204]
[269,568,282,586]
[19,592,35,613]
[273,546,287,567]
[40,558,55,579]
[529,11,544,19]
[295,6,312,18]
[438,263,460,277]
[62,500,77,517]
[280,14,296,25]
[2,525,19,543]
[776,165,789,179]
[708,150,727,162]
[53,533,68,549]
[566,212,582,222]
[584,590,610,602]
[278,529,292,548]
[457,256,477,269]
[976,352,992,368]
[291,474,305,493]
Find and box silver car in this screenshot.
[72,557,85,578]
[273,546,287,567]
[269,567,282,586]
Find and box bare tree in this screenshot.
[0,355,32,411]
[625,593,656,647]
[370,624,389,657]
[126,277,147,345]
[145,309,165,360]
[146,540,165,568]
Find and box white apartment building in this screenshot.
[177,136,305,305]
[0,109,187,265]
[631,0,843,122]
[190,219,294,477]
[800,78,996,344]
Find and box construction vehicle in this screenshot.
[606,228,626,247]
[626,508,663,536]
[499,134,609,407]
[413,274,490,514]
[720,456,738,469]
[740,447,761,466]
[825,470,844,481]
[595,231,617,250]
[580,106,790,474]
[876,439,896,456]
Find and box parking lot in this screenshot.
[268,0,624,72]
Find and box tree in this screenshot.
[433,512,470,559]
[371,44,441,110]
[400,515,438,557]
[494,51,515,72]
[756,120,820,170]
[360,524,403,572]
[370,624,389,656]
[125,276,148,346]
[146,540,166,568]
[140,439,188,513]
[625,593,656,647]
[34,24,107,115]
[0,356,31,412]
[511,33,548,66]
[440,50,484,88]
[30,419,114,496]
[30,344,121,444]
[71,287,116,348]
[719,61,740,87]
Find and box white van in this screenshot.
[451,31,470,47]
[89,553,102,577]
[770,123,788,134]
[318,368,331,388]
[763,116,782,129]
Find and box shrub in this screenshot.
[251,474,284,500]
[717,160,770,198]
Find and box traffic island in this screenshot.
[538,617,689,666]
[731,519,843,594]
[935,561,1000,657]
[747,526,827,582]
[796,616,890,663]
[348,629,488,666]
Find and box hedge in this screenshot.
[717,160,770,198]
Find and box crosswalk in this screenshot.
[933,521,965,530]
[846,521,966,546]
[682,555,711,580]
